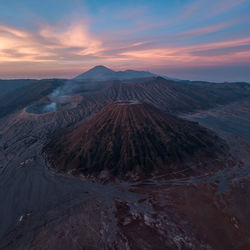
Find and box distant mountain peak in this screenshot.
[74,65,156,80]
[89,65,114,72]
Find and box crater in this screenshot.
[26,102,57,114]
[114,100,141,105]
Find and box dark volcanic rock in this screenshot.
[43,101,227,180]
[0,79,65,118]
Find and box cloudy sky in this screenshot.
[0,0,250,81]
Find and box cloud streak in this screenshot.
[0,0,250,80]
[1,21,249,65]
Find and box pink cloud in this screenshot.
[179,22,231,37]
[0,19,103,64]
[117,37,250,67]
[0,15,250,78]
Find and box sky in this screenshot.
[0,0,250,82]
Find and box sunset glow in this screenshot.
[0,0,250,81]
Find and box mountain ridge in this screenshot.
[74,65,157,80]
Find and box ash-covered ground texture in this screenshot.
[43,102,228,181]
[0,66,250,249]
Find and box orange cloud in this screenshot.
[0,24,55,62]
[0,19,250,78]
[40,22,102,55]
[0,20,102,63]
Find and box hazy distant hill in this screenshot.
[74,65,156,80]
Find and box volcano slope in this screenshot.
[43,101,228,181]
[0,74,250,249]
[78,77,250,114]
[1,76,250,120]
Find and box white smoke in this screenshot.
[43,81,74,113]
[42,102,57,113]
[42,79,86,113]
[50,80,77,98]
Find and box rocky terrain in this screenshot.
[0,67,249,249]
[43,101,228,181]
